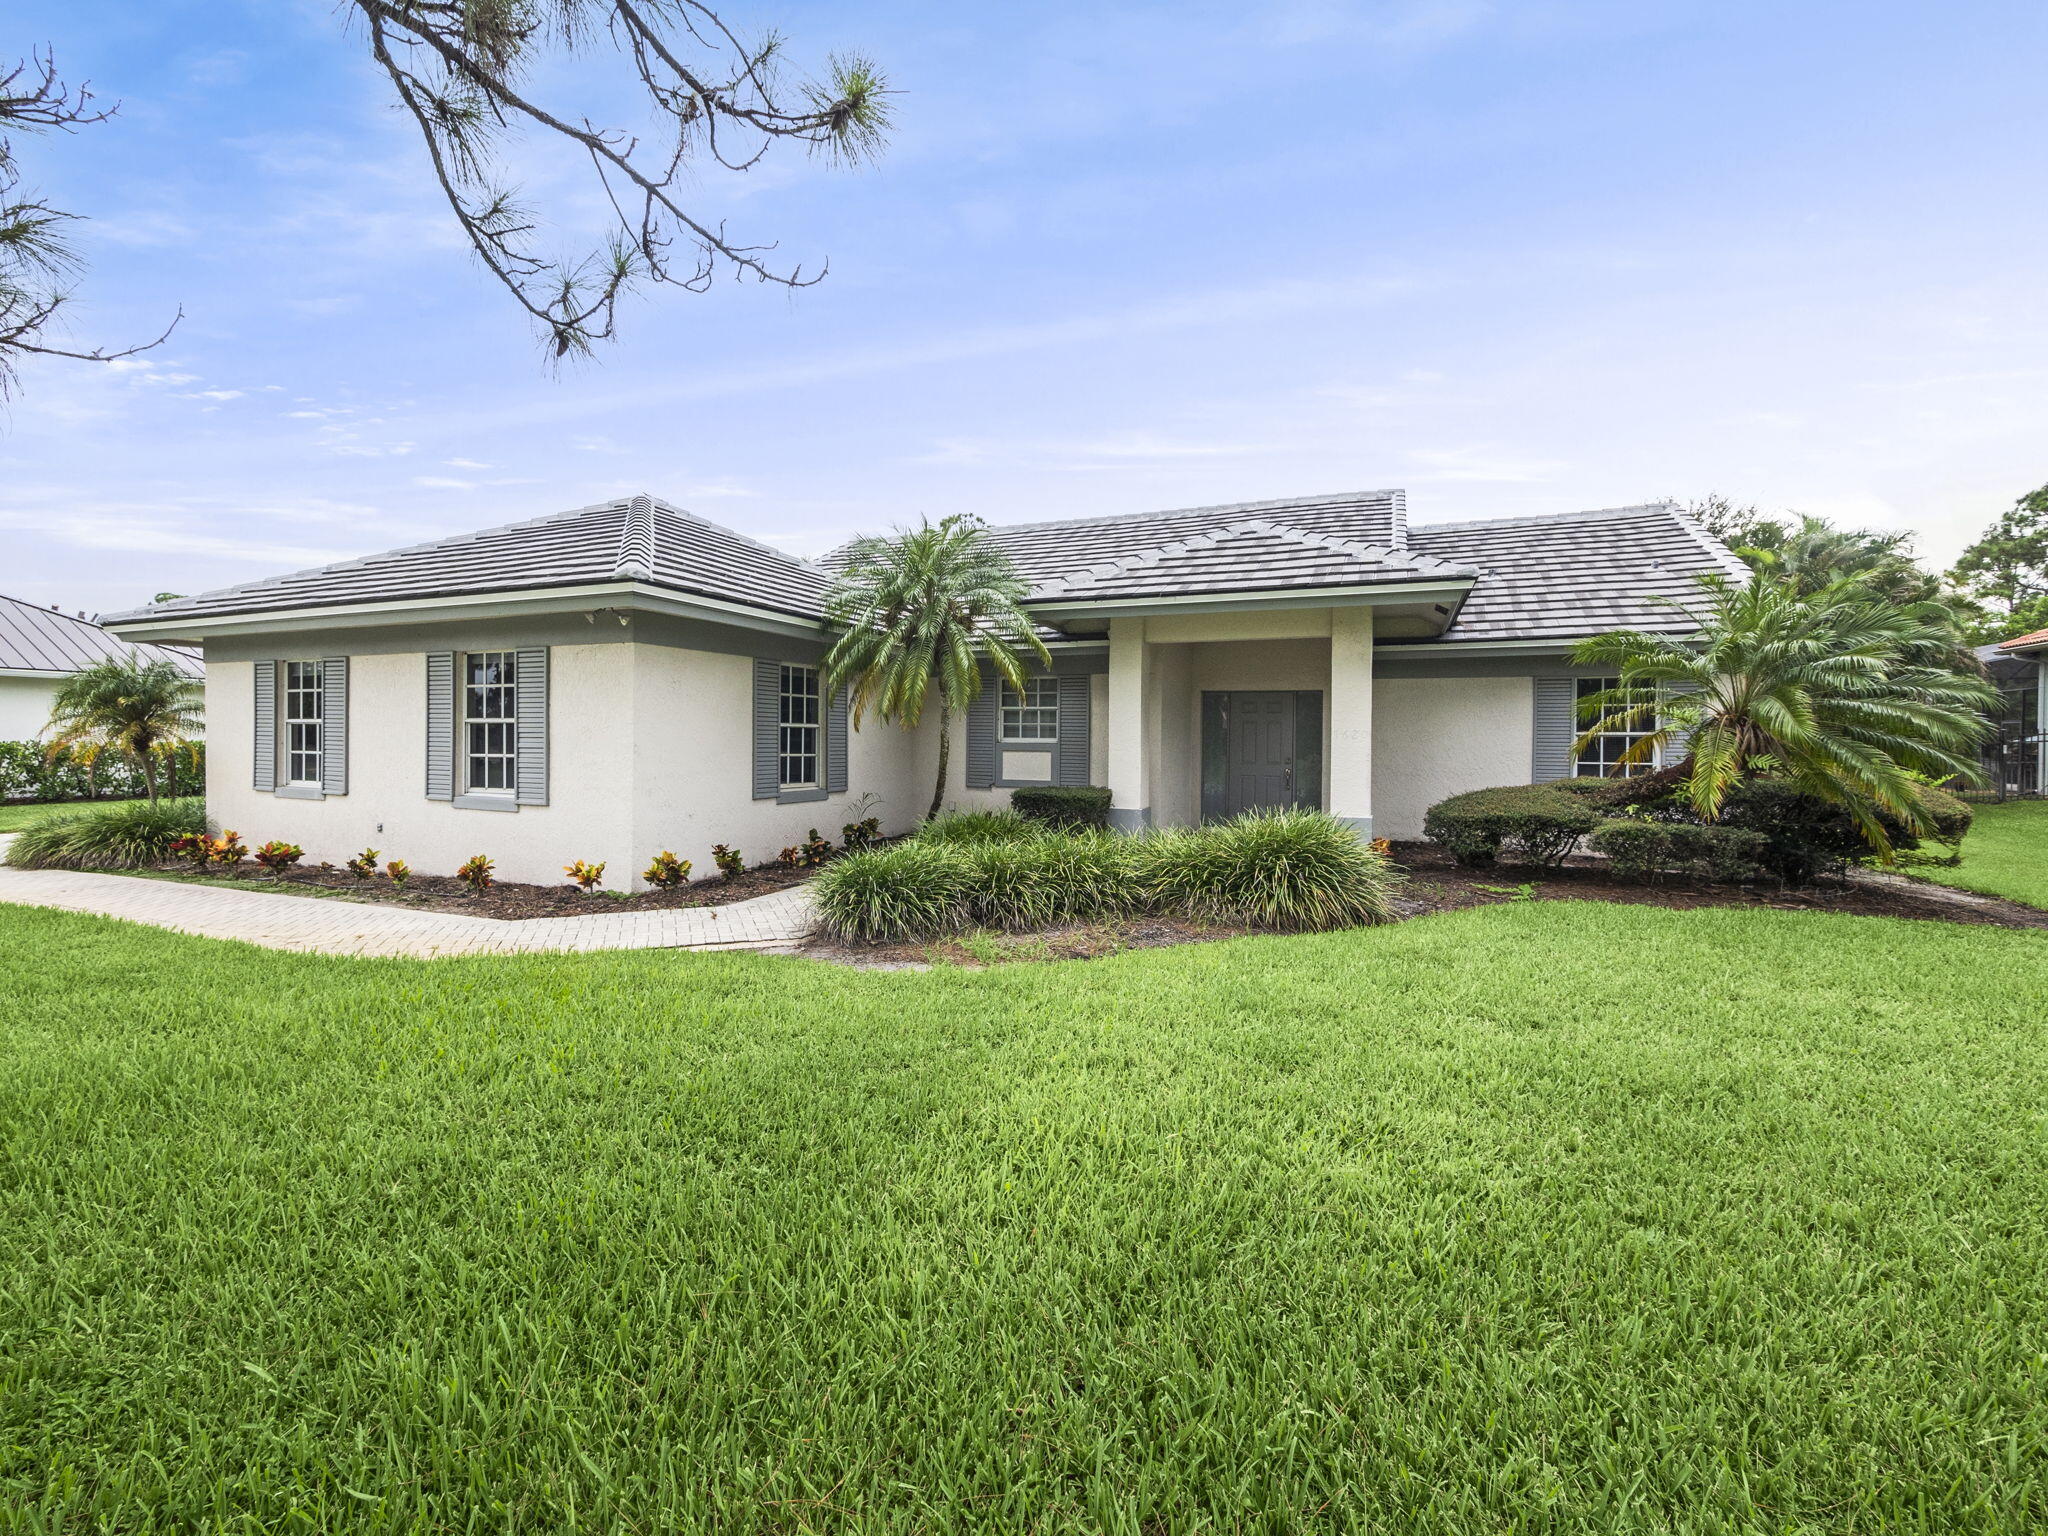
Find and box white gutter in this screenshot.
[103,581,827,645]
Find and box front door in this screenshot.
[1225,691,1294,814]
[1201,691,1323,820]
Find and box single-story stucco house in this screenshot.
[0,593,203,741]
[103,491,1748,887]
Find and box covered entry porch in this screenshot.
[1098,608,1377,834]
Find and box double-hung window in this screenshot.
[464,651,518,794]
[778,664,821,789]
[1000,677,1059,742]
[283,661,323,785]
[1574,676,1659,778]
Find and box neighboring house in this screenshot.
[0,593,204,740]
[1984,629,2048,796]
[104,490,1747,886]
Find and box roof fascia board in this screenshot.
[1026,579,1473,621]
[0,666,72,680]
[1383,633,1699,656]
[104,581,826,644]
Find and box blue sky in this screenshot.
[7,0,2048,615]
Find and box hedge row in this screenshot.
[1424,775,1974,886]
[0,740,206,805]
[813,809,1400,942]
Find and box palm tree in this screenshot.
[43,657,203,804]
[824,514,1051,821]
[1572,572,1995,854]
[1739,514,1940,603]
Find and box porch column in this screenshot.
[1106,617,1151,830]
[1329,606,1373,838]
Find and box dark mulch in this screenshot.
[805,841,2048,968]
[131,857,821,919]
[1386,841,2048,932]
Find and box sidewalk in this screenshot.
[0,845,815,959]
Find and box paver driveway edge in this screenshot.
[0,852,816,958]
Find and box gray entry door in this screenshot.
[1222,691,1296,815]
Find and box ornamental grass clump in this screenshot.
[1136,809,1401,931]
[959,832,1135,929]
[811,841,970,942]
[3,796,205,870]
[914,810,1039,847]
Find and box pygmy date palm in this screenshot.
[43,657,203,804]
[1572,573,1995,853]
[824,514,1050,821]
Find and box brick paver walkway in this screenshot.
[0,844,816,959]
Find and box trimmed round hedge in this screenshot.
[1420,784,1602,870]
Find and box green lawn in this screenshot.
[1915,798,2048,909]
[0,800,83,833]
[3,903,2046,1531]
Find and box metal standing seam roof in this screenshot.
[105,488,1748,648]
[104,495,833,626]
[0,594,203,676]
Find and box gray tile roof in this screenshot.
[1407,503,1752,643]
[926,490,1412,589]
[104,487,1744,649]
[107,495,832,626]
[0,594,203,676]
[1030,517,1474,600]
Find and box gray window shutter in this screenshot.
[1055,674,1091,786]
[752,659,779,799]
[252,660,276,792]
[514,646,549,806]
[1532,677,1575,783]
[320,656,348,796]
[426,652,455,800]
[1661,681,1699,764]
[827,686,849,794]
[966,678,999,789]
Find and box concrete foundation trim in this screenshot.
[1107,807,1154,832]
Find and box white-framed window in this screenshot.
[1000,677,1059,742]
[464,651,518,794]
[1575,676,1660,778]
[283,660,323,785]
[778,664,821,788]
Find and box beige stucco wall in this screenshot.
[206,641,925,889]
[0,675,60,740]
[1371,675,1534,840]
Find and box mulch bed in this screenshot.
[1386,841,2048,932]
[804,840,2048,968]
[133,857,821,919]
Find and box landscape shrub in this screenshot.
[457,854,497,893]
[1421,785,1602,869]
[386,860,413,888]
[3,796,206,870]
[253,840,304,879]
[712,844,745,880]
[1587,819,1767,883]
[0,739,206,805]
[346,848,380,880]
[915,809,1040,846]
[1010,784,1113,831]
[812,841,971,942]
[640,850,689,888]
[565,860,607,893]
[1134,809,1401,931]
[1713,779,1973,885]
[958,832,1135,929]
